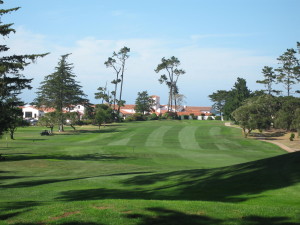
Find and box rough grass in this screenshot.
[0,120,299,225]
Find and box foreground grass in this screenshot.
[0,120,299,225]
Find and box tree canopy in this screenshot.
[155,56,185,112]
[34,54,86,131]
[0,1,47,136]
[134,91,154,115]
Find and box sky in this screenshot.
[3,0,300,106]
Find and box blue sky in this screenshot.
[4,0,300,106]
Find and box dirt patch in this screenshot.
[121,210,133,214]
[93,206,112,210]
[50,211,80,220]
[224,123,300,153]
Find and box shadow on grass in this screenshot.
[0,201,42,221]
[57,152,300,203]
[2,206,300,225]
[4,153,130,162]
[54,128,119,135]
[125,207,300,225]
[1,171,152,188]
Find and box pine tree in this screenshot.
[275,48,300,96]
[104,46,130,115]
[155,56,185,112]
[0,1,47,136]
[223,77,251,120]
[35,54,86,131]
[256,66,280,95]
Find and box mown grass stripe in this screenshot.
[145,126,172,147]
[108,132,135,146]
[179,126,201,150]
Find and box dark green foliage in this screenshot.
[256,66,280,95]
[134,91,154,115]
[215,116,221,120]
[149,113,158,120]
[223,77,251,120]
[94,104,113,128]
[35,54,86,131]
[232,95,279,137]
[0,1,47,136]
[95,83,113,105]
[208,90,229,116]
[275,48,300,96]
[274,96,300,130]
[289,133,295,141]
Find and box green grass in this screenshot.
[0,120,299,225]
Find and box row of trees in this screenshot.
[209,42,300,137]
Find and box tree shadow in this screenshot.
[4,153,131,162]
[0,201,42,222]
[125,207,222,225]
[54,128,119,135]
[11,222,105,225]
[1,171,152,188]
[57,152,300,202]
[124,207,300,225]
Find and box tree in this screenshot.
[38,112,59,134]
[256,66,280,95]
[232,95,278,137]
[208,90,229,119]
[275,48,300,96]
[6,100,25,140]
[94,104,113,129]
[174,93,186,112]
[223,77,251,120]
[292,108,300,136]
[274,96,300,131]
[0,1,47,137]
[104,47,130,115]
[134,91,154,115]
[155,56,185,112]
[65,112,80,130]
[95,82,112,105]
[35,54,86,132]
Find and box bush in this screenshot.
[183,115,189,120]
[125,116,134,122]
[149,113,158,120]
[162,112,178,120]
[290,133,295,141]
[133,113,146,121]
[215,116,221,120]
[207,116,213,120]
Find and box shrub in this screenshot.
[125,116,134,122]
[215,116,221,120]
[132,113,146,121]
[149,113,158,120]
[290,133,295,141]
[162,112,178,120]
[183,115,189,120]
[207,116,213,120]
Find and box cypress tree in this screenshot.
[35,54,87,131]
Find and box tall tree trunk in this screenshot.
[117,74,124,115]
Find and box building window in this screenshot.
[25,112,32,118]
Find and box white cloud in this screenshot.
[5,28,277,106]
